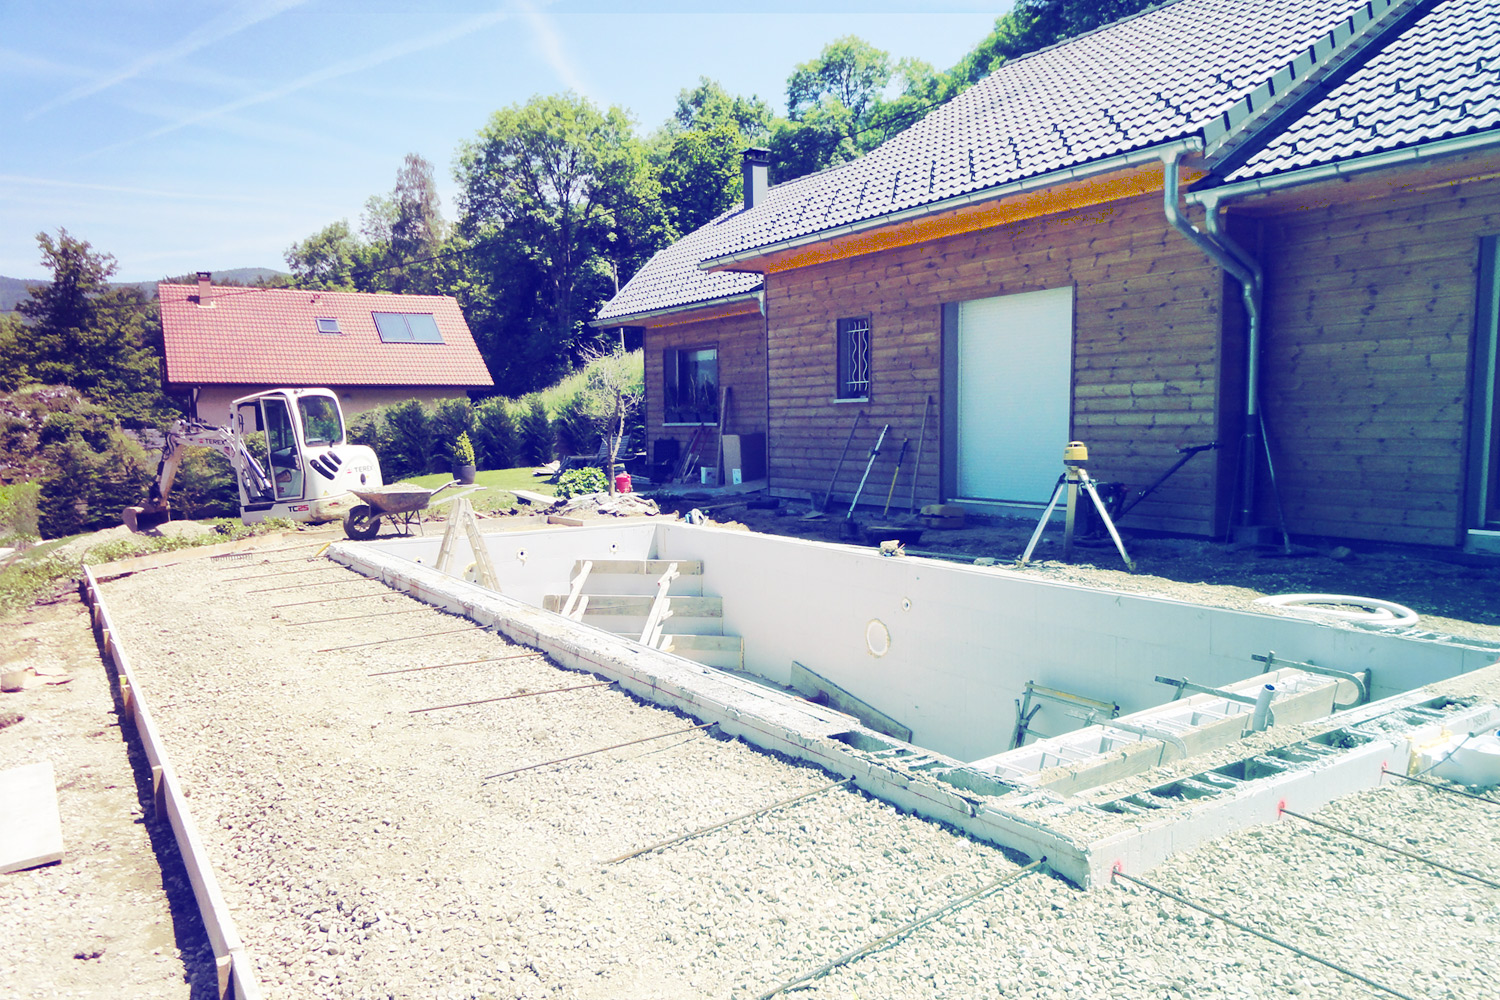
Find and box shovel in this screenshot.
[840,423,889,541]
[805,410,862,518]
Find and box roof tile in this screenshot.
[159,284,493,388]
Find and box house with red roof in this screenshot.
[598,0,1500,552]
[159,274,493,425]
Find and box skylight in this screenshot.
[315,317,341,335]
[373,312,444,344]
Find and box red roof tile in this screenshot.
[159,284,494,388]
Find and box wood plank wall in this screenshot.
[644,310,767,477]
[764,192,1228,534]
[1257,174,1500,546]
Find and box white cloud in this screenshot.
[25,0,309,121]
[79,3,527,161]
[519,0,590,98]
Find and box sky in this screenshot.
[0,0,1009,282]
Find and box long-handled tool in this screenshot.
[882,438,909,517]
[805,410,862,518]
[907,395,931,515]
[841,424,889,541]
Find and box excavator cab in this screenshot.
[124,388,383,532]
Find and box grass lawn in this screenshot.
[392,467,557,514]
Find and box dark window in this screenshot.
[664,347,718,424]
[837,316,871,399]
[315,317,341,335]
[298,395,344,447]
[373,312,444,344]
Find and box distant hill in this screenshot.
[1,267,288,313]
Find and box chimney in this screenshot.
[195,271,212,307]
[741,148,770,210]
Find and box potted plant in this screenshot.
[452,431,476,485]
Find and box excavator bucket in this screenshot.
[122,505,170,533]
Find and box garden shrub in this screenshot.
[555,466,607,499]
[382,399,436,479]
[472,398,517,470]
[516,395,554,465]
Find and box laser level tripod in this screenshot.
[1019,441,1135,571]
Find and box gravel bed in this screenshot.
[96,553,1500,999]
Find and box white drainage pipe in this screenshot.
[1251,684,1275,732]
[1254,593,1419,628]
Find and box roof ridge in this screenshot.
[970,0,1187,78]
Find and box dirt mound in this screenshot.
[54,519,214,561]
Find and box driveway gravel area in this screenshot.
[78,549,1500,1000]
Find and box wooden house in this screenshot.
[598,0,1500,552]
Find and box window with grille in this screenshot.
[663,346,719,424]
[837,317,871,399]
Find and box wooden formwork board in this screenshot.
[80,567,262,1000]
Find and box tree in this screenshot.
[578,347,643,494]
[952,0,1159,89]
[359,153,449,293]
[284,220,364,290]
[655,79,774,234]
[455,92,671,395]
[12,229,175,425]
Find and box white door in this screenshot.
[955,286,1074,503]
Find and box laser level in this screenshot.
[1019,440,1135,571]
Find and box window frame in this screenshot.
[662,345,720,426]
[372,311,444,344]
[836,315,872,401]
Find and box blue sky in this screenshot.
[1,1,1008,282]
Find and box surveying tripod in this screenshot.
[1019,441,1135,571]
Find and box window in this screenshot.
[372,311,444,343]
[298,395,344,447]
[664,347,718,424]
[837,316,871,399]
[315,317,341,335]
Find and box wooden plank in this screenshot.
[0,762,65,873]
[790,661,913,743]
[509,489,556,506]
[583,559,703,576]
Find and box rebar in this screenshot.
[272,592,393,609]
[1111,868,1418,1000]
[247,577,373,595]
[286,607,426,627]
[754,859,1042,1000]
[410,681,611,715]
[367,652,544,677]
[210,541,329,561]
[1382,768,1500,806]
[224,565,340,582]
[317,626,481,653]
[603,777,855,865]
[1281,807,1500,889]
[483,722,714,780]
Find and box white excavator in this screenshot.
[123,388,384,538]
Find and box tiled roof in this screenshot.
[599,0,1387,319]
[1227,0,1500,181]
[159,284,493,388]
[595,215,763,323]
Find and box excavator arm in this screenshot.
[124,420,274,531]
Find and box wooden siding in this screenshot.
[1256,174,1500,547]
[644,311,767,477]
[765,192,1229,535]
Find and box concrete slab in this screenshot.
[0,761,64,874]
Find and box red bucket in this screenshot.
[614,471,632,494]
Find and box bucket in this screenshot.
[614,471,632,494]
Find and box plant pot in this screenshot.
[454,464,476,485]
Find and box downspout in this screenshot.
[1161,148,1271,544]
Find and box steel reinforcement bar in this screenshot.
[80,566,262,1000]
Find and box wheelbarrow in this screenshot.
[343,480,461,539]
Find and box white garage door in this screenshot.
[955,286,1074,503]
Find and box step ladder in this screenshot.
[541,559,744,670]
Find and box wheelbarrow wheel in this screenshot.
[344,504,381,540]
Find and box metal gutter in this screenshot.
[590,289,762,328]
[1161,147,1274,542]
[699,138,1204,272]
[1189,129,1500,204]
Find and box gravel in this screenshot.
[87,551,1500,999]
